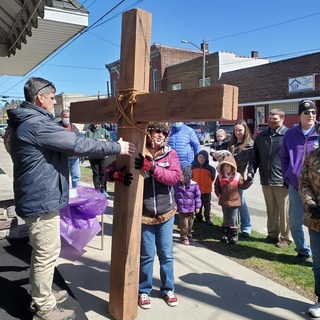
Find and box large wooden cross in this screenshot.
[70,8,238,320]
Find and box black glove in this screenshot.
[134,153,155,174]
[246,176,253,184]
[283,182,289,189]
[309,205,320,219]
[110,166,133,187]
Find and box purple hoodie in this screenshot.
[279,123,318,190]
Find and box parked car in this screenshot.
[185,122,211,145]
[253,123,269,139]
[0,124,8,138]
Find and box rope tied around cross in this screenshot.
[116,88,149,133]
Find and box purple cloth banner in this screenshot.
[60,186,107,251]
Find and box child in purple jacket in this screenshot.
[174,166,202,245]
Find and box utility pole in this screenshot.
[181,39,208,87]
[201,40,208,87]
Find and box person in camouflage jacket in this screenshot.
[299,122,320,317]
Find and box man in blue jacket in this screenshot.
[280,100,318,264]
[168,122,200,168]
[6,77,136,320]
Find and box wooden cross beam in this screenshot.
[70,8,238,320]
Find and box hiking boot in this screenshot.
[33,305,75,320]
[293,253,312,264]
[29,290,69,312]
[308,301,320,317]
[228,235,238,244]
[138,293,151,309]
[163,291,178,307]
[276,240,290,248]
[220,235,228,243]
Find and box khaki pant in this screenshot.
[24,212,61,311]
[262,185,292,242]
[179,212,194,239]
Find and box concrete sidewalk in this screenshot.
[56,201,314,320]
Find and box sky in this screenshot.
[0,0,320,103]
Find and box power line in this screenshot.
[207,11,320,43]
[0,0,137,95]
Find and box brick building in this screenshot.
[106,43,269,96]
[218,52,320,131]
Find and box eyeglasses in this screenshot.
[35,82,54,95]
[303,110,317,115]
[154,128,168,136]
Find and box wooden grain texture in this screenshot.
[70,85,238,123]
[108,9,151,320]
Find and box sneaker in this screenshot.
[276,240,290,248]
[265,236,278,244]
[33,305,75,320]
[187,234,193,242]
[163,291,178,307]
[100,189,108,196]
[293,253,312,264]
[29,290,69,312]
[180,238,190,245]
[138,293,151,309]
[308,301,320,317]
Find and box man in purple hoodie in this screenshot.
[280,100,318,263]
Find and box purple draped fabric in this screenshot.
[60,186,107,251]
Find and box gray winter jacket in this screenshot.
[7,101,121,218]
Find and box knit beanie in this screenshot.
[181,166,192,187]
[298,100,317,115]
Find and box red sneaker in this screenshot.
[163,291,178,307]
[138,293,151,309]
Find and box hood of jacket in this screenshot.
[193,150,209,166]
[217,155,237,174]
[7,101,54,129]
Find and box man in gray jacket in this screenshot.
[248,108,292,249]
[6,77,136,320]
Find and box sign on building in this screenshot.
[288,75,314,92]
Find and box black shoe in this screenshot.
[265,236,278,244]
[206,220,213,226]
[241,232,250,238]
[293,253,312,264]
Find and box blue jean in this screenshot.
[139,216,175,296]
[288,185,311,256]
[239,189,252,233]
[68,158,80,188]
[309,229,320,297]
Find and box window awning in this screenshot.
[0,0,88,76]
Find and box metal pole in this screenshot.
[201,40,206,87]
